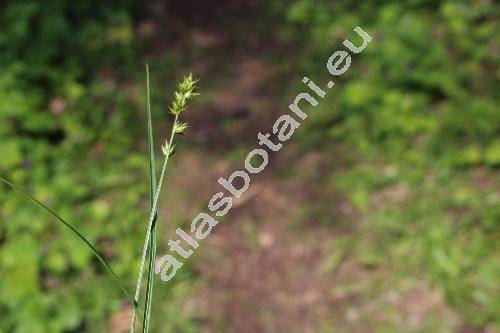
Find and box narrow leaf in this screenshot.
[0,177,136,308]
[142,62,158,333]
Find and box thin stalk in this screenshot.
[142,223,157,333]
[130,114,179,333]
[142,224,156,333]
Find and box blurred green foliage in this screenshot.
[0,1,149,332]
[280,0,499,328]
[0,0,498,332]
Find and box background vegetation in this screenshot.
[0,0,498,332]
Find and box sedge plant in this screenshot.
[0,66,199,333]
[131,67,198,333]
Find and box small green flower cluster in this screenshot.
[170,74,199,116]
[162,74,198,156]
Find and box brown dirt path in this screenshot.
[121,1,462,332]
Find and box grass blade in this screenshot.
[142,62,158,333]
[0,176,136,308]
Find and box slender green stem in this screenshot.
[130,114,179,333]
[142,223,157,333]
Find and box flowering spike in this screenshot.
[169,73,199,116]
[174,121,188,135]
[161,141,170,156]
